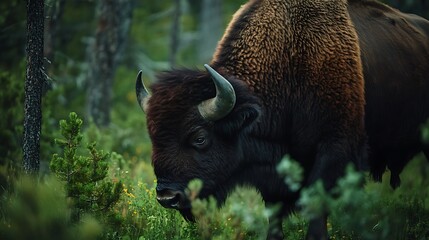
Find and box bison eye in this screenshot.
[190,129,210,149]
[194,137,206,145]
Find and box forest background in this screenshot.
[1,0,429,239]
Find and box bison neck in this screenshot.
[221,130,299,205]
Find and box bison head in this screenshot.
[136,65,262,221]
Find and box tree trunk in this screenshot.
[198,0,222,63]
[23,0,45,174]
[170,0,181,67]
[86,0,133,127]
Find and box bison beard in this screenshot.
[136,0,429,239]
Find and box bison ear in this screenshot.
[216,103,261,136]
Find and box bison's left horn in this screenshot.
[198,64,236,121]
[135,70,150,113]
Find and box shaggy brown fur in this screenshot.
[212,0,365,136]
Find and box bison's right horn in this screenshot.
[135,70,150,113]
[198,64,236,121]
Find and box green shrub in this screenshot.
[294,159,429,240]
[186,179,268,240]
[50,112,122,223]
[115,178,197,239]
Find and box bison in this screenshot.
[135,0,429,239]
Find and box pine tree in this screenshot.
[50,112,122,221]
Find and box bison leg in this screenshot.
[389,172,401,189]
[306,214,328,240]
[265,202,285,240]
[388,163,403,189]
[305,139,364,238]
[308,140,351,189]
[368,149,387,183]
[423,147,429,162]
[386,151,413,189]
[266,214,283,240]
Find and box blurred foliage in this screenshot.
[0,0,26,70]
[0,62,25,193]
[0,176,102,240]
[276,154,304,192]
[296,159,429,240]
[422,118,429,144]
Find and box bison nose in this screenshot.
[156,188,186,209]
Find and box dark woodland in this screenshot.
[1,0,429,239]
